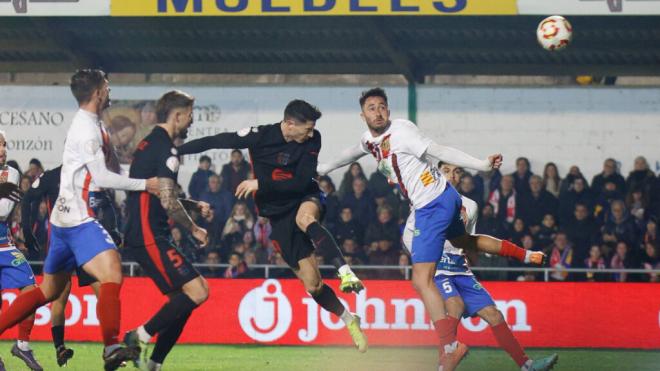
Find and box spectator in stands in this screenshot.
[365,205,400,252]
[475,168,501,202]
[202,250,223,278]
[318,175,340,231]
[641,242,659,282]
[242,230,257,251]
[559,177,594,224]
[368,170,393,204]
[610,241,632,282]
[26,158,44,182]
[593,180,623,224]
[220,149,250,195]
[626,187,648,230]
[564,203,598,267]
[625,156,655,196]
[584,245,609,282]
[559,165,587,195]
[253,216,272,248]
[643,218,657,246]
[509,218,528,246]
[601,200,638,249]
[535,214,558,249]
[366,239,399,278]
[221,201,255,256]
[459,172,484,209]
[518,175,559,234]
[19,175,31,194]
[476,203,508,239]
[398,253,411,279]
[488,174,517,225]
[200,174,234,247]
[511,157,533,196]
[224,252,249,279]
[188,155,213,200]
[542,162,561,198]
[341,176,376,229]
[341,238,367,265]
[592,158,626,196]
[548,232,573,281]
[338,162,365,198]
[334,207,364,246]
[648,175,660,221]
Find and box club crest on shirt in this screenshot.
[380,135,391,158]
[166,156,180,173]
[276,152,291,166]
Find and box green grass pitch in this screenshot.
[0,341,658,370]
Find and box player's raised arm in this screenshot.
[177,128,262,155]
[317,144,368,175]
[424,141,501,172]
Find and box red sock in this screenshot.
[500,240,526,262]
[491,322,529,367]
[17,314,35,341]
[0,288,46,335]
[98,282,122,346]
[433,316,459,358]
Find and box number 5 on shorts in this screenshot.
[167,249,183,268]
[442,280,453,294]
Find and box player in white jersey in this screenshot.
[0,70,158,371]
[406,163,557,371]
[0,130,44,371]
[318,87,507,369]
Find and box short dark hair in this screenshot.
[70,69,107,105]
[359,87,388,108]
[231,149,242,156]
[156,90,195,123]
[199,155,212,164]
[284,99,321,123]
[29,158,42,168]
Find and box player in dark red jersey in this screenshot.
[123,90,211,371]
[177,99,367,352]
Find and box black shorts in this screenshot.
[269,196,322,269]
[129,238,200,295]
[75,267,97,287]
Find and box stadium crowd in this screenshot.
[8,152,660,282]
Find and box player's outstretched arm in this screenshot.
[424,142,500,172]
[177,131,261,156]
[159,178,208,247]
[86,156,148,191]
[317,144,367,175]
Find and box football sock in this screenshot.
[491,322,529,367]
[0,288,46,334]
[144,293,198,336]
[306,222,347,270]
[311,283,345,317]
[16,340,30,351]
[434,316,459,357]
[339,309,355,325]
[17,314,35,341]
[500,240,527,262]
[51,325,65,349]
[150,311,191,364]
[98,283,121,346]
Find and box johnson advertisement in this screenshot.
[1,278,658,349]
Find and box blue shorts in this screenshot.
[435,274,495,318]
[410,184,464,264]
[44,221,116,274]
[0,248,35,289]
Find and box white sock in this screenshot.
[521,359,533,371]
[340,309,354,325]
[524,250,532,263]
[338,264,352,276]
[147,359,162,371]
[104,344,121,357]
[16,340,30,351]
[137,325,152,343]
[443,341,458,355]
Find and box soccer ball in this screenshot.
[536,15,573,51]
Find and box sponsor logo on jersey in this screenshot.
[419,170,435,186]
[10,251,27,266]
[137,140,149,151]
[271,168,293,181]
[413,228,421,237]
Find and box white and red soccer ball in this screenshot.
[537,15,573,51]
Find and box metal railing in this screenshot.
[28,261,660,282]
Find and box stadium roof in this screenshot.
[0,15,658,82]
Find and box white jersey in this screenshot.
[360,119,447,209]
[50,109,105,227]
[402,195,478,276]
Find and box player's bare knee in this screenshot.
[296,213,317,232]
[304,278,324,296]
[184,277,209,305]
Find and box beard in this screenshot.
[178,128,189,140]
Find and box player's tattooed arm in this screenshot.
[158,177,194,231]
